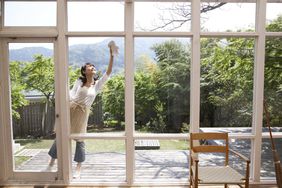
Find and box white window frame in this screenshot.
[0,37,62,182]
[0,0,281,186]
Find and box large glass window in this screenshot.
[134,37,191,134]
[261,138,282,179]
[200,38,255,128]
[9,43,56,172]
[71,139,125,182]
[68,2,124,32]
[134,139,189,183]
[266,3,282,32]
[67,37,125,182]
[2,0,282,184]
[4,1,56,26]
[200,3,256,32]
[68,37,125,134]
[134,2,191,32]
[262,36,282,178]
[264,37,282,128]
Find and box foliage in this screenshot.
[102,39,192,133]
[12,55,80,135]
[199,15,282,127]
[264,15,282,126]
[9,15,282,135]
[69,66,81,87]
[22,55,55,99]
[152,39,191,132]
[9,61,29,119]
[200,38,254,127]
[102,74,125,129]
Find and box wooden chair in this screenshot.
[189,132,250,188]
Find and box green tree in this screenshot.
[22,55,55,135]
[69,65,81,87]
[264,15,282,126]
[200,37,254,127]
[200,15,282,127]
[9,61,28,119]
[21,55,81,135]
[152,39,191,132]
[135,60,166,132]
[102,74,125,130]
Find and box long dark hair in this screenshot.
[79,63,99,85]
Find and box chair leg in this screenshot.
[189,173,191,187]
[224,183,228,188]
[194,179,198,188]
[245,180,249,188]
[189,178,192,188]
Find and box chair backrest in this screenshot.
[190,132,229,165]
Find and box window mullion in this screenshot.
[125,0,135,186]
[190,0,201,133]
[252,0,266,182]
[56,0,71,183]
[0,39,13,182]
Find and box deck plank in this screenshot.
[16,150,189,182]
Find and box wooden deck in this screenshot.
[16,150,190,183]
[15,136,281,183]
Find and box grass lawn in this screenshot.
[15,139,54,149]
[14,138,188,168]
[15,138,189,152]
[14,156,31,167]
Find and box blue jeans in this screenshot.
[48,140,85,163]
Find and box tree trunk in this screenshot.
[41,98,49,137]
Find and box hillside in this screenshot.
[9,38,171,74]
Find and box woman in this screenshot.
[48,41,117,179]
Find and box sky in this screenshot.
[5,1,282,49]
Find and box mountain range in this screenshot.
[9,38,172,74]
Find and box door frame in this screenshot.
[0,37,67,183]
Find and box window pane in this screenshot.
[261,138,282,178]
[68,2,124,31]
[134,2,191,32]
[200,3,255,32]
[200,38,255,128]
[266,3,282,32]
[4,1,56,26]
[264,37,282,128]
[68,37,125,134]
[263,36,282,178]
[71,139,125,182]
[197,137,251,176]
[135,139,189,183]
[134,38,191,134]
[10,43,57,172]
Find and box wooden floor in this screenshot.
[17,150,190,183]
[14,149,278,186]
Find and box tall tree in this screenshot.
[152,39,191,132]
[9,61,28,119]
[135,58,166,132]
[264,15,282,126]
[200,15,282,127]
[22,55,55,135]
[200,37,254,127]
[102,74,125,130]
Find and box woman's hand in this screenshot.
[106,41,116,75]
[108,40,119,57]
[110,47,113,58]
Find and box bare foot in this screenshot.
[73,162,81,179]
[48,158,56,167]
[73,171,81,179]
